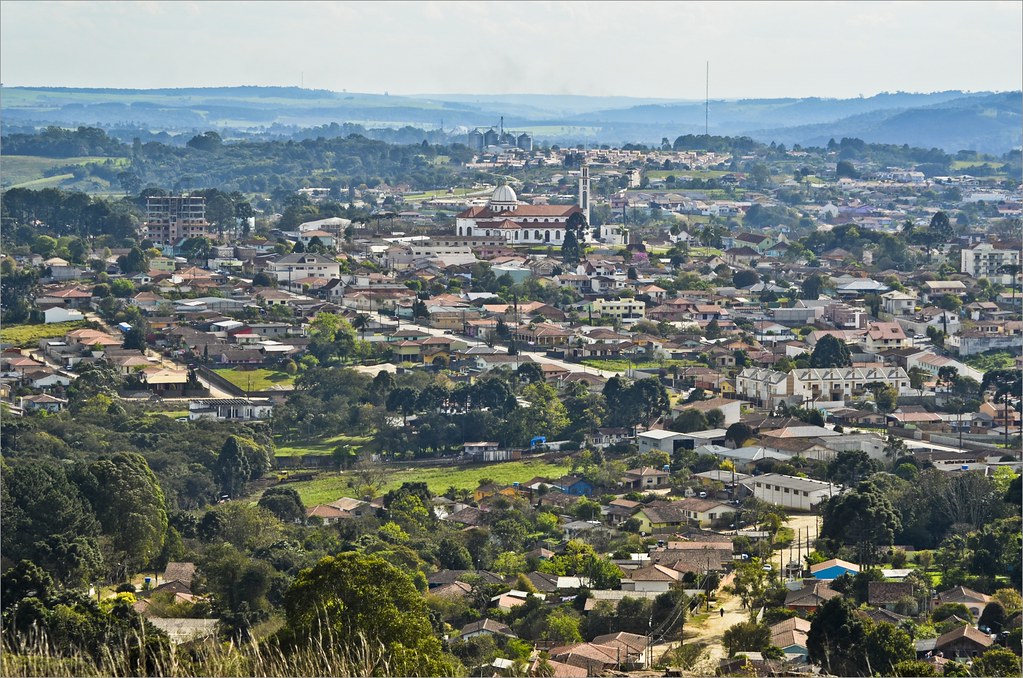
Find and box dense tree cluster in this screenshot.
[1,126,128,157]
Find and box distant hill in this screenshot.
[746,92,1022,154]
[565,91,974,127]
[1,86,1019,153]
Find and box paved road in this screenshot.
[528,351,621,379]
[367,311,625,379]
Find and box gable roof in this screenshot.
[785,581,841,607]
[625,564,682,581]
[934,625,994,650]
[867,581,914,604]
[810,558,860,575]
[163,562,196,587]
[460,618,516,637]
[937,585,992,605]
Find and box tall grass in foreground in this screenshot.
[1,628,410,677]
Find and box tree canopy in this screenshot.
[281,552,452,676]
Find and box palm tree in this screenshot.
[352,313,370,341]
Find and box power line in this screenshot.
[705,61,709,136]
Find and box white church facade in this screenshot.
[454,167,592,247]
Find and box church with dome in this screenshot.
[455,180,589,247]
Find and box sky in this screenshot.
[1,1,1020,100]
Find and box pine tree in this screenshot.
[215,436,250,498]
[561,226,580,265]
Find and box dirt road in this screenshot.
[649,572,752,672]
[771,513,821,575]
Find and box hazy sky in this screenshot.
[1,1,1020,100]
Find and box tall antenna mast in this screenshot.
[705,61,709,136]
[500,116,504,137]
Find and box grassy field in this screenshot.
[213,367,295,391]
[145,409,189,420]
[402,186,490,203]
[1,155,123,189]
[643,169,732,180]
[964,350,1017,372]
[688,246,723,257]
[285,457,575,505]
[0,321,86,347]
[580,358,705,373]
[275,433,373,457]
[951,160,1006,170]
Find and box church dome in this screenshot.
[490,184,518,206]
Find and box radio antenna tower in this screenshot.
[705,61,709,136]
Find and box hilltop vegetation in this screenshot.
[2,86,1020,152]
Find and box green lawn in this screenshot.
[951,160,1005,170]
[402,187,489,203]
[1,155,124,189]
[213,367,295,391]
[644,169,732,179]
[964,350,1017,372]
[580,358,704,373]
[0,321,86,347]
[688,247,723,257]
[275,433,373,457]
[286,458,575,505]
[145,410,189,420]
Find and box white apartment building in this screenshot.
[586,298,646,323]
[736,366,911,409]
[267,253,341,282]
[734,368,790,409]
[961,243,1021,282]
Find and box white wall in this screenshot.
[43,307,85,324]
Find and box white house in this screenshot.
[881,291,917,317]
[637,429,687,455]
[905,351,984,384]
[672,397,742,427]
[188,398,274,421]
[43,306,85,324]
[620,564,682,593]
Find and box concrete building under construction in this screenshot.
[143,195,211,246]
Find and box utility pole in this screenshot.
[705,557,712,611]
